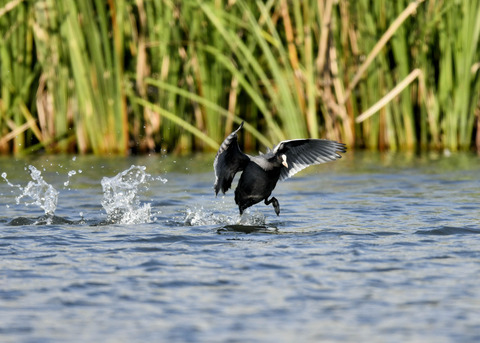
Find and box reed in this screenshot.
[0,0,479,155]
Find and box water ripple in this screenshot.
[1,153,480,342]
[415,226,480,235]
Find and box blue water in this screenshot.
[1,152,480,342]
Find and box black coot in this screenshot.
[214,122,346,215]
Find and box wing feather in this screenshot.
[273,139,346,181]
[213,122,250,195]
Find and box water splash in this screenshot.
[183,206,235,226]
[2,172,21,190]
[101,165,167,224]
[2,166,59,216]
[183,206,278,233]
[183,205,267,227]
[238,212,267,226]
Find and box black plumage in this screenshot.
[213,122,346,215]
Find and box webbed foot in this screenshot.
[265,197,280,216]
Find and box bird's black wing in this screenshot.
[213,122,250,195]
[273,139,346,181]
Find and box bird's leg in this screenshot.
[264,197,280,216]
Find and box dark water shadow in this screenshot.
[415,226,480,235]
[217,224,279,234]
[6,215,155,227]
[8,215,81,226]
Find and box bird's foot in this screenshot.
[265,197,280,216]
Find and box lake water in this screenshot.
[1,152,479,342]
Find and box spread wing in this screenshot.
[213,122,250,195]
[273,139,346,181]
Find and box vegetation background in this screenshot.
[0,0,479,155]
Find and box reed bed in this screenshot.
[0,0,479,155]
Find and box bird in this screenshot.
[213,122,346,216]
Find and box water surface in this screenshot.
[1,152,479,342]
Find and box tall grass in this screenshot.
[0,0,479,155]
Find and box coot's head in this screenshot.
[268,154,288,168]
